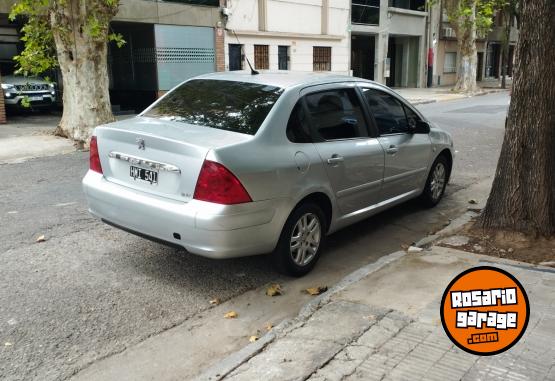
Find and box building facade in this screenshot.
[351,0,428,88]
[0,0,226,113]
[431,3,519,87]
[222,0,350,74]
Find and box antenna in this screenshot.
[231,29,259,75]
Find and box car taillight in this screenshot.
[89,136,103,174]
[194,160,252,205]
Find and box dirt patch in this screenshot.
[438,218,555,266]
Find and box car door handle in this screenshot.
[327,155,344,165]
[386,145,399,155]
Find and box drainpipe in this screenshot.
[426,1,433,87]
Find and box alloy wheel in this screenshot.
[290,213,321,266]
[430,162,446,201]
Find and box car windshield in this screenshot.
[144,79,284,135]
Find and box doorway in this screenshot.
[351,34,375,80]
[477,52,484,81]
[387,36,420,88]
[229,44,243,71]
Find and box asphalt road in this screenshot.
[0,93,508,381]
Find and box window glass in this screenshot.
[305,88,366,141]
[444,52,457,73]
[403,104,420,130]
[144,79,283,135]
[362,88,409,135]
[286,101,311,143]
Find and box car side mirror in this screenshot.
[410,120,430,134]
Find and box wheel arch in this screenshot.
[293,192,333,233]
[437,148,453,182]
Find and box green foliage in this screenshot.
[429,0,506,34]
[9,0,124,77]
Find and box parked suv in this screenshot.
[1,74,57,111]
[83,72,454,276]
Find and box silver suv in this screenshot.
[83,72,454,276]
[1,75,57,110]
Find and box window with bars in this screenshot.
[444,52,457,73]
[313,47,332,71]
[254,45,269,70]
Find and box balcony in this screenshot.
[352,0,380,26]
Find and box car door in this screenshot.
[301,85,385,216]
[359,86,432,200]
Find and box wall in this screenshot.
[115,0,221,26]
[0,71,5,124]
[436,40,486,86]
[224,0,350,73]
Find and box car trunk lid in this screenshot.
[95,117,252,202]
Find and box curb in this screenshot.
[194,250,407,381]
[196,209,485,381]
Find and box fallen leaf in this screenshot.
[209,298,221,306]
[224,311,238,319]
[266,284,282,297]
[407,246,423,253]
[305,286,328,296]
[36,235,46,243]
[249,335,259,343]
[265,323,273,331]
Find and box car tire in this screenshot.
[271,202,326,277]
[420,155,449,208]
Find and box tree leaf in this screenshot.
[305,286,328,296]
[249,335,259,343]
[224,311,238,319]
[266,284,282,297]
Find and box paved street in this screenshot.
[0,93,509,381]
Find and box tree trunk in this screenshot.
[478,0,555,236]
[50,0,115,143]
[450,2,478,93]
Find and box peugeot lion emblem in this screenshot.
[136,138,145,150]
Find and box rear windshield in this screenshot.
[144,79,284,135]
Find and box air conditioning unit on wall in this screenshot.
[443,27,456,38]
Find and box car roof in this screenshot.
[194,71,379,89]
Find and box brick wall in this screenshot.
[215,0,226,72]
[0,71,6,124]
[215,27,225,72]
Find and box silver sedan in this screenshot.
[83,72,454,276]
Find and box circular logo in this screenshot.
[440,266,529,356]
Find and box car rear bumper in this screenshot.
[82,171,289,259]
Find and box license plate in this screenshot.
[30,96,42,101]
[130,166,158,184]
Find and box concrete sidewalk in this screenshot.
[395,87,508,106]
[0,114,134,164]
[199,247,555,381]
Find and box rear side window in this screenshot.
[305,88,366,141]
[286,101,311,143]
[144,79,284,135]
[362,88,410,135]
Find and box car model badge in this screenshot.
[136,138,145,150]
